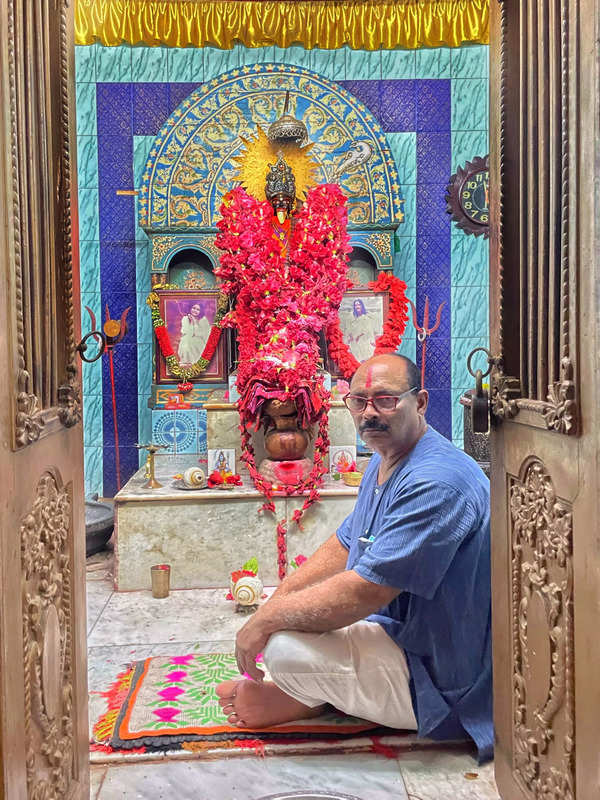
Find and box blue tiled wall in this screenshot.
[76,43,489,497]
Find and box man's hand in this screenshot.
[234,613,271,681]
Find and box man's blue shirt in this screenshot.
[337,427,493,762]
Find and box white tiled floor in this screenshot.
[86,550,500,800]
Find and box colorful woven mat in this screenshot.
[93,652,379,752]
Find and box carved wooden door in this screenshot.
[489,2,599,800]
[0,1,89,799]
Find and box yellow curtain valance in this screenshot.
[74,0,489,50]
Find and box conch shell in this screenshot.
[232,575,263,608]
[182,467,206,488]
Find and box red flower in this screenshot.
[154,325,174,357]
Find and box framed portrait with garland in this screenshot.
[154,290,228,384]
[327,287,390,379]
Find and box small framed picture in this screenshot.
[208,448,236,475]
[329,445,357,477]
[155,290,227,383]
[328,287,389,379]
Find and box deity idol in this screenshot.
[215,95,352,549]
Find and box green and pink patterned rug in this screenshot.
[93,652,380,753]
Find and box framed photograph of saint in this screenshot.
[155,290,227,384]
[328,288,389,378]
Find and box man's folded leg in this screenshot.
[262,619,418,730]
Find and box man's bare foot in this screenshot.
[216,678,325,729]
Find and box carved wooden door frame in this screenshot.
[0,1,89,798]
[489,2,600,800]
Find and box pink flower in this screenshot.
[165,670,187,682]
[152,707,180,722]
[158,686,185,701]
[170,655,195,665]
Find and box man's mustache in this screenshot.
[359,420,389,433]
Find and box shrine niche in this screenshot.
[140,63,404,409]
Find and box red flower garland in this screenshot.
[147,289,228,386]
[325,271,409,379]
[215,187,351,578]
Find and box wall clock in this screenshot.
[445,155,489,239]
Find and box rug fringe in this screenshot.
[92,666,135,744]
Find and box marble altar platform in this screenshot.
[113,455,359,591]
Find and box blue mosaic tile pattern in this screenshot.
[133,83,169,135]
[416,80,451,132]
[151,410,176,452]
[75,43,489,493]
[173,410,199,454]
[197,408,208,453]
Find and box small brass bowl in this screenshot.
[341,471,363,487]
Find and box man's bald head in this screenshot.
[351,353,420,393]
[347,353,428,460]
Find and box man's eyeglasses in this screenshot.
[343,387,418,413]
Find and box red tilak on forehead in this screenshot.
[365,366,374,389]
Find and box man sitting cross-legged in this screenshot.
[216,354,493,763]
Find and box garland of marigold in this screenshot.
[146,287,229,386]
[325,271,409,379]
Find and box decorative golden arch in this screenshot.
[139,63,404,233]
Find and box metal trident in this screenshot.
[408,296,446,390]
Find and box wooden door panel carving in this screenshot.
[21,471,76,798]
[509,458,574,800]
[490,2,599,799]
[490,0,578,436]
[7,0,81,450]
[0,0,88,797]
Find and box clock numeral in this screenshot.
[467,181,478,189]
[480,214,488,222]
[462,191,471,199]
[463,201,472,210]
